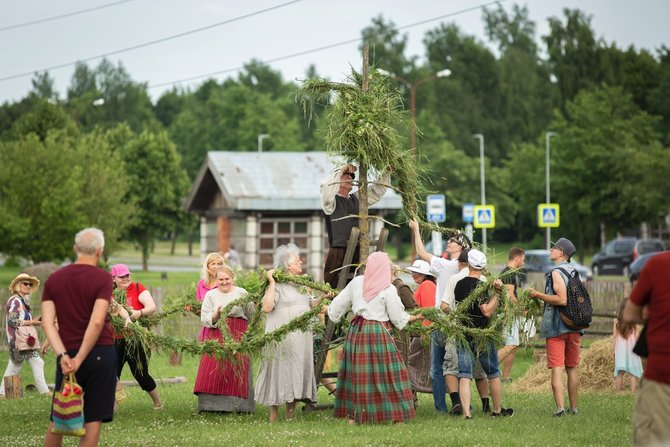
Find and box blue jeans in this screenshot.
[430,331,448,412]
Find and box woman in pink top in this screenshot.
[190,252,225,342]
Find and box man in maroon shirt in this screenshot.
[624,251,670,446]
[42,228,116,447]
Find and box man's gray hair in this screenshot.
[75,228,105,255]
[274,243,301,269]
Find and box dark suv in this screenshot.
[522,249,592,282]
[592,238,666,276]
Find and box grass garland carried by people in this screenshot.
[110,266,540,361]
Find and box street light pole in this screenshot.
[379,69,451,154]
[473,133,486,250]
[378,68,450,259]
[545,131,557,250]
[258,134,270,152]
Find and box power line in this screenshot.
[147,0,505,91]
[0,0,302,82]
[0,0,135,33]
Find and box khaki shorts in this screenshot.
[633,379,670,446]
[443,339,485,380]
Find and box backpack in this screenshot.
[549,267,593,330]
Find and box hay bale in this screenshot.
[510,337,624,393]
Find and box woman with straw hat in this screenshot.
[406,260,436,397]
[1,273,50,397]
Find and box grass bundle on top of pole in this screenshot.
[298,62,463,247]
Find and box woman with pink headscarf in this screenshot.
[327,252,421,424]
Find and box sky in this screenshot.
[0,0,668,104]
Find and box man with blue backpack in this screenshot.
[529,238,589,417]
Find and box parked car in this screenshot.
[592,238,665,276]
[522,249,592,283]
[629,250,669,283]
[633,238,666,260]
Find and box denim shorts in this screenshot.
[457,339,500,380]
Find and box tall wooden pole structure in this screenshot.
[358,45,371,263]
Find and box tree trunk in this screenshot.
[170,230,178,255]
[578,216,585,263]
[141,234,150,272]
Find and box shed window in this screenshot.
[258,218,309,267]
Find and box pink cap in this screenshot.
[110,264,130,277]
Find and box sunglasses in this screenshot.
[21,282,33,287]
[118,274,131,280]
[344,172,355,180]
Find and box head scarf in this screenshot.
[363,252,392,302]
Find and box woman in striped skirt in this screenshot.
[194,266,255,413]
[327,251,422,424]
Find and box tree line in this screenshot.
[1,5,668,265]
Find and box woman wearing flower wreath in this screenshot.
[1,273,50,397]
[327,251,421,424]
[256,244,332,422]
[194,265,255,413]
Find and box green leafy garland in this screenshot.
[111,267,543,361]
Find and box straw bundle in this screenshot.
[509,337,620,393]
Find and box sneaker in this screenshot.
[554,409,565,417]
[491,408,514,417]
[464,415,472,420]
[449,404,463,416]
[569,408,578,415]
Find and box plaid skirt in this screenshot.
[334,316,415,423]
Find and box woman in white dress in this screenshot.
[255,244,329,422]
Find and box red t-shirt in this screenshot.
[42,264,114,350]
[113,282,147,339]
[414,279,436,327]
[124,282,147,310]
[629,252,670,385]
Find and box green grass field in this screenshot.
[0,241,635,445]
[0,347,634,447]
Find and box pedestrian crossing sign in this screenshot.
[473,205,495,228]
[538,203,560,228]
